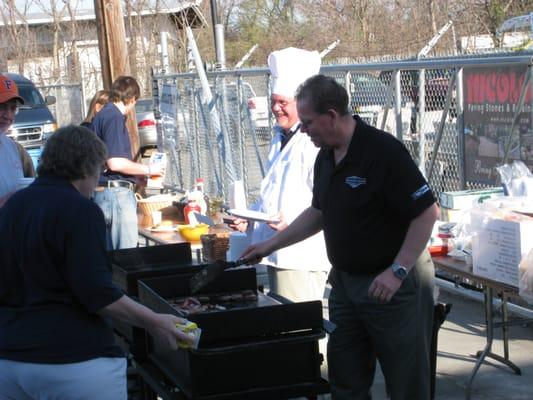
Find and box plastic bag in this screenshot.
[519,247,533,305]
[448,227,473,264]
[470,196,533,225]
[447,213,474,265]
[496,160,533,197]
[462,197,533,269]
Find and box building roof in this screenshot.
[0,0,205,27]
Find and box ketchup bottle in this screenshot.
[195,178,209,215]
[184,200,201,225]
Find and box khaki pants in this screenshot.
[267,266,329,303]
[327,250,435,400]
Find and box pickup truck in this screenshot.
[4,73,57,169]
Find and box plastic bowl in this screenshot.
[178,224,209,242]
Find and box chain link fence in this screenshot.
[39,83,85,127]
[152,70,273,203]
[152,54,533,204]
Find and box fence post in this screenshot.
[236,76,246,191]
[418,69,427,177]
[456,67,466,190]
[394,69,402,141]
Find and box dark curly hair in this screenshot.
[37,125,107,180]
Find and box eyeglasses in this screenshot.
[0,103,19,115]
[270,99,294,109]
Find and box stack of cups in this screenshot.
[226,232,251,262]
[151,210,162,227]
[228,180,247,210]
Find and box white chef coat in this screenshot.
[250,123,330,272]
[0,134,23,199]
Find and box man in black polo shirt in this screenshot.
[242,75,439,400]
[90,76,164,249]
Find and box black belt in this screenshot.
[98,180,134,190]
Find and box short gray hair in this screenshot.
[37,125,107,180]
[296,74,350,116]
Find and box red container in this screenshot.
[429,232,452,257]
[184,202,201,225]
[429,245,449,257]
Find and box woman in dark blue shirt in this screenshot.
[0,125,192,399]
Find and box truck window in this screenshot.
[17,85,46,107]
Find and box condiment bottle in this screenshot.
[184,197,201,225]
[194,178,209,215]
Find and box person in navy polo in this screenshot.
[90,76,164,249]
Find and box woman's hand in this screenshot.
[99,295,197,351]
[149,314,195,350]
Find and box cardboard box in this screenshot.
[440,207,469,223]
[472,216,533,287]
[147,152,167,189]
[440,188,504,210]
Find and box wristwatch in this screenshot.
[391,262,408,280]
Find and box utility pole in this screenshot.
[93,0,140,159]
[160,31,170,74]
[209,0,225,69]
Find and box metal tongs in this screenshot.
[190,258,251,294]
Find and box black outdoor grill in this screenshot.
[110,243,199,297]
[139,268,329,400]
[109,243,202,358]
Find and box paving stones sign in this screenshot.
[463,65,533,184]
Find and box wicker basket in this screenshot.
[201,232,230,262]
[136,193,175,226]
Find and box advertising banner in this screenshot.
[463,66,533,184]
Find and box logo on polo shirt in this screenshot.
[411,184,430,200]
[345,176,366,189]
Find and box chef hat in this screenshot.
[268,47,321,98]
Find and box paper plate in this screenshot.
[228,209,280,224]
[148,225,178,232]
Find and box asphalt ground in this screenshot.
[296,287,533,400]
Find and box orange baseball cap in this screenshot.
[0,75,24,104]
